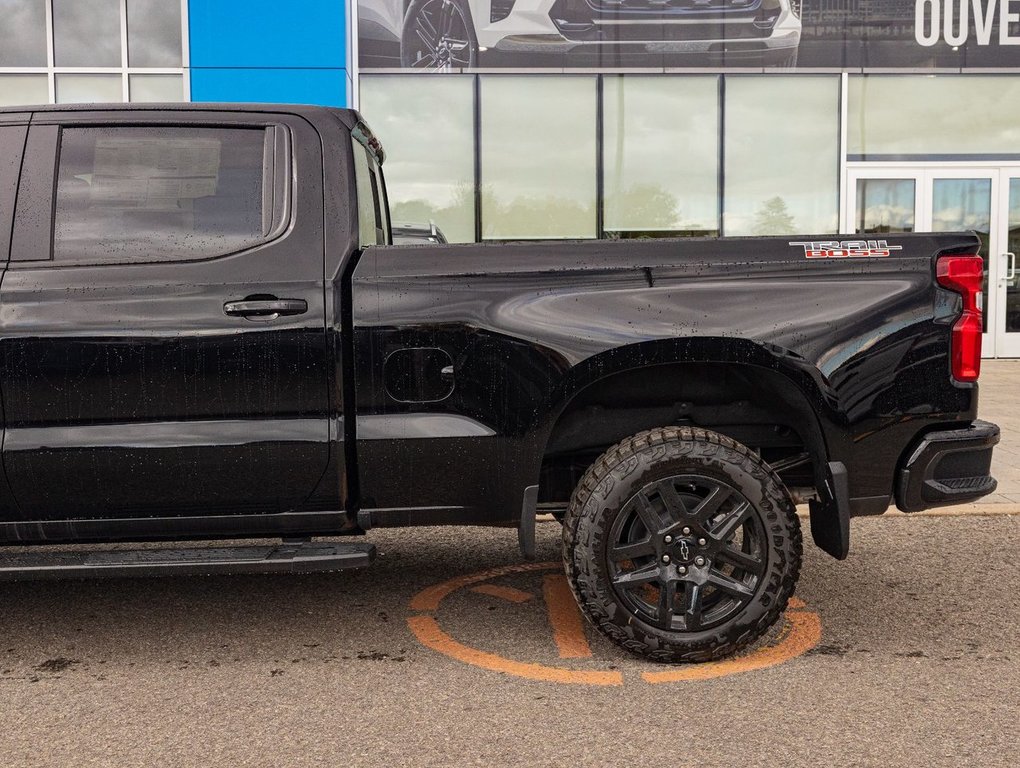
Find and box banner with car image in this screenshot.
[357,0,1020,70]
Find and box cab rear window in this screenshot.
[52,126,270,264]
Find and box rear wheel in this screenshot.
[562,426,802,663]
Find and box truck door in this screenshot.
[0,110,332,522]
[0,118,29,523]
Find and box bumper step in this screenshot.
[897,420,1000,512]
[0,541,376,581]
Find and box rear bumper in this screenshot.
[895,420,1000,513]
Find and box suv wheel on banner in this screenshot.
[400,0,479,71]
[776,49,799,68]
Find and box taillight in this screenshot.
[936,255,983,383]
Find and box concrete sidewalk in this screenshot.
[976,360,1020,505]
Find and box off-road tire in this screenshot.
[562,426,802,663]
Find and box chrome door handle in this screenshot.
[1006,252,1017,282]
[223,298,307,318]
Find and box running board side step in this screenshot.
[0,541,376,581]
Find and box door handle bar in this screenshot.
[223,299,308,318]
[1007,252,1017,282]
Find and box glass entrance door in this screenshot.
[926,170,996,357]
[846,166,1020,358]
[998,177,1020,357]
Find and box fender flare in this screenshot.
[520,337,845,555]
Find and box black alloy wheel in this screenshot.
[607,475,767,633]
[400,0,479,71]
[563,426,802,663]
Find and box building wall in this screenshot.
[188,0,351,106]
[0,0,353,108]
[0,0,191,105]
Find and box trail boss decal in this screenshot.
[789,240,904,259]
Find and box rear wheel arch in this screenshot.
[534,344,832,511]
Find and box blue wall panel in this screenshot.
[190,68,347,107]
[189,0,349,106]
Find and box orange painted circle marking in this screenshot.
[407,561,822,686]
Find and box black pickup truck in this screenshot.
[0,104,1000,662]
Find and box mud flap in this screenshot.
[809,461,850,560]
[518,484,539,560]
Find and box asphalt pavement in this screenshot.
[1,365,1018,768]
[3,515,1018,767]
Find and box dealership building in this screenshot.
[0,0,1018,356]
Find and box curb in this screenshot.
[878,502,1020,518]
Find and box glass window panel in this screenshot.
[723,76,839,237]
[603,76,719,238]
[0,0,48,67]
[360,76,475,244]
[481,76,596,240]
[54,127,267,264]
[129,74,184,103]
[848,76,1020,156]
[932,178,992,333]
[0,75,49,107]
[931,179,991,233]
[55,74,123,104]
[1008,179,1020,335]
[53,0,121,67]
[353,139,386,247]
[855,179,915,234]
[127,0,182,67]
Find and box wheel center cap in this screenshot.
[673,538,696,564]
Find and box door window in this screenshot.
[931,178,992,333]
[854,179,915,234]
[1007,180,1020,336]
[52,126,278,264]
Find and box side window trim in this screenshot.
[260,125,292,240]
[377,164,391,245]
[13,122,292,268]
[11,124,59,263]
[352,138,391,248]
[0,124,30,264]
[262,126,276,237]
[269,125,292,239]
[368,163,384,243]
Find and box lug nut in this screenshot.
[698,538,707,546]
[661,554,671,564]
[682,527,691,535]
[678,566,688,575]
[695,556,706,567]
[664,535,673,544]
